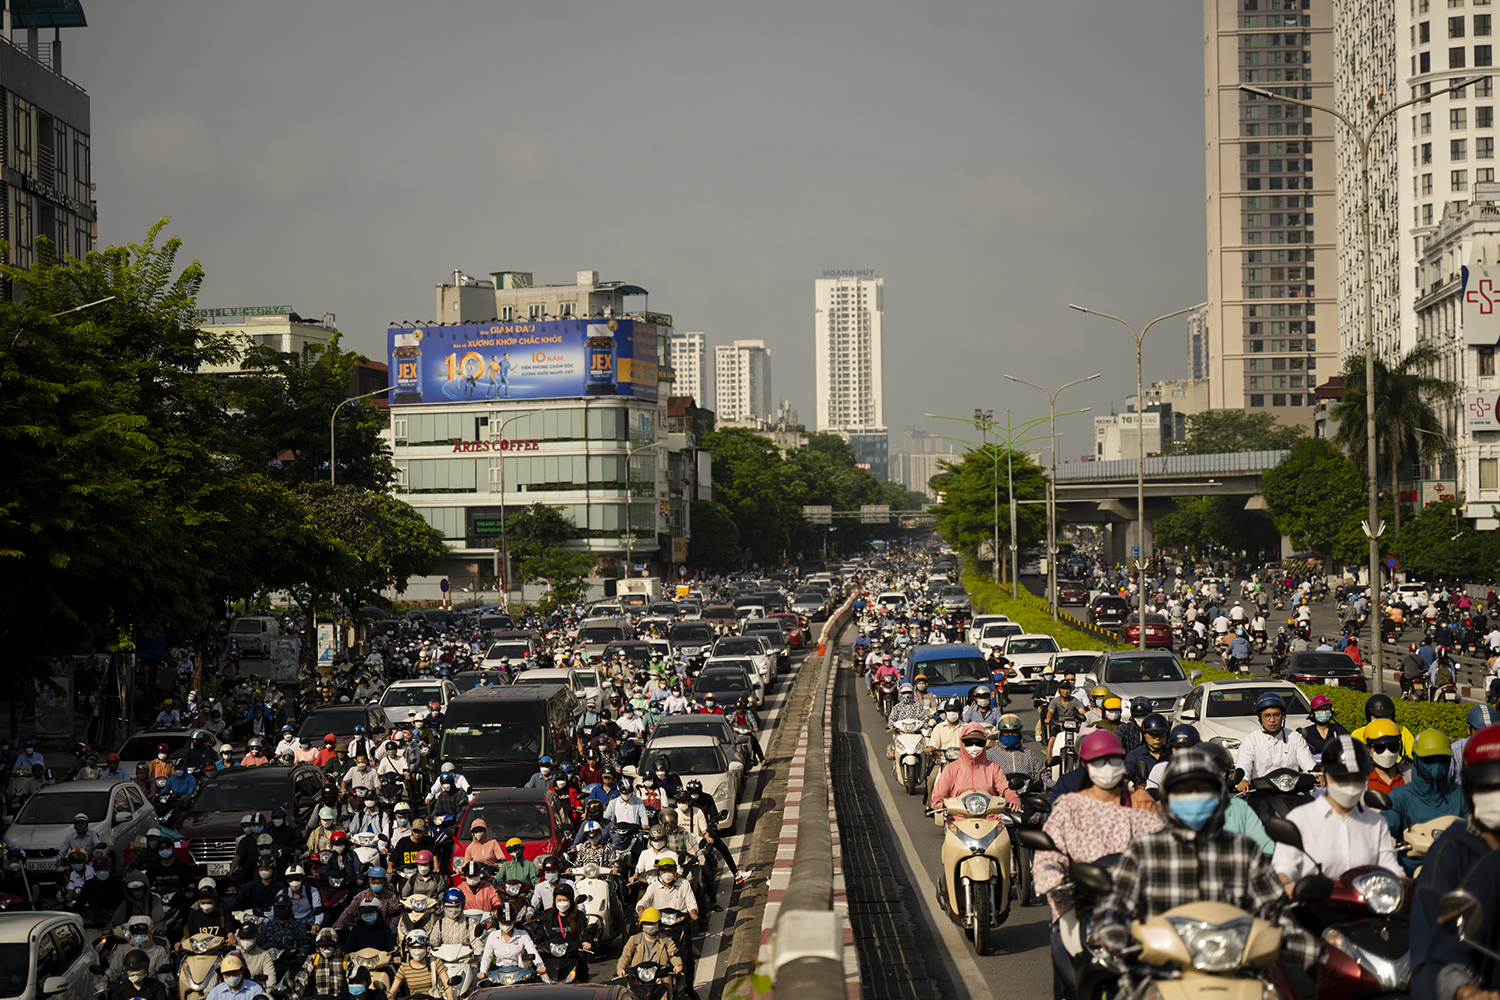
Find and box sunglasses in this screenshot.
[1369,740,1402,754]
[961,740,988,748]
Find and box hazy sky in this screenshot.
[69,0,1206,463]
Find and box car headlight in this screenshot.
[715,781,730,800]
[1351,871,1404,915]
[1166,916,1252,973]
[636,966,658,982]
[1211,736,1241,754]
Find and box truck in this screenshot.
[616,577,661,601]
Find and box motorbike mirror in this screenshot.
[1022,794,1052,814]
[449,975,465,986]
[1012,828,1057,853]
[1230,767,1245,787]
[1262,817,1304,852]
[1132,759,1149,784]
[1046,756,1061,768]
[1363,789,1393,812]
[1069,862,1114,895]
[1437,889,1487,944]
[1291,874,1334,905]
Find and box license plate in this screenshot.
[24,858,54,871]
[1327,678,1339,687]
[208,862,232,876]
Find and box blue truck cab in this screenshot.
[902,642,1004,704]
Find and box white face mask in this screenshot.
[556,899,572,912]
[1326,778,1365,809]
[1472,789,1500,830]
[944,712,960,723]
[417,865,431,875]
[1371,749,1400,770]
[1086,760,1126,790]
[1104,710,1121,722]
[965,745,984,759]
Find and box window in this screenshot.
[1423,112,1433,134]
[1481,457,1499,490]
[1455,138,1469,159]
[1481,346,1497,374]
[1454,14,1468,34]
[1481,137,1496,158]
[1454,107,1470,128]
[1452,46,1467,67]
[1424,142,1434,164]
[1455,169,1470,189]
[1423,20,1433,41]
[1250,395,1266,407]
[1249,358,1267,371]
[1423,51,1434,72]
[1249,376,1265,389]
[1481,167,1496,181]
[1480,44,1495,63]
[1479,13,1494,33]
[528,304,543,319]
[1272,393,1287,406]
[1249,339,1265,352]
[1424,172,1435,194]
[1425,203,1436,224]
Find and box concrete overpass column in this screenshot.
[1280,533,1293,560]
[1124,518,1154,566]
[1102,522,1126,566]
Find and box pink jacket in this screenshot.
[929,755,1022,810]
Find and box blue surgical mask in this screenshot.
[361,912,378,924]
[348,987,366,996]
[999,733,1023,749]
[71,863,85,872]
[132,934,149,946]
[159,848,174,859]
[545,873,559,883]
[1169,792,1219,831]
[251,825,264,834]
[1314,710,1333,724]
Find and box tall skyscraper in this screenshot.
[714,339,772,421]
[668,331,707,405]
[814,274,884,432]
[1202,0,1338,425]
[1186,306,1210,381]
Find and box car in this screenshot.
[696,660,765,708]
[1096,650,1200,714]
[2,780,158,879]
[1276,650,1368,692]
[709,636,774,686]
[648,714,755,768]
[1395,582,1431,608]
[440,685,578,788]
[936,585,971,612]
[975,621,1024,656]
[480,631,543,670]
[513,668,597,713]
[699,605,738,629]
[1087,596,1131,628]
[668,621,718,661]
[642,735,745,832]
[1118,613,1173,649]
[601,640,654,674]
[1052,651,1105,689]
[175,764,326,876]
[0,912,102,1000]
[900,643,995,703]
[296,704,390,750]
[874,591,908,611]
[379,679,460,725]
[791,592,829,619]
[114,729,195,775]
[453,788,570,870]
[999,634,1061,689]
[644,637,672,662]
[741,620,791,670]
[647,602,680,618]
[734,604,767,626]
[1171,679,1311,756]
[229,615,282,656]
[573,620,632,663]
[452,669,511,692]
[1056,580,1088,605]
[768,612,807,648]
[965,614,1012,645]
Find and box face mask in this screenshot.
[71,864,84,873]
[258,870,273,880]
[1415,758,1451,785]
[1472,789,1500,830]
[272,818,284,827]
[132,934,149,946]
[660,872,676,884]
[288,879,304,890]
[200,902,216,913]
[321,819,333,829]
[466,877,481,889]
[643,923,660,936]
[223,974,244,989]
[6,863,19,872]
[1169,792,1219,831]
[251,825,264,834]
[964,745,985,759]
[95,870,110,880]
[944,712,960,723]
[998,733,1022,749]
[650,839,666,849]
[238,937,256,950]
[159,848,174,859]
[1371,749,1400,769]
[333,843,346,853]
[127,972,145,984]
[545,873,558,883]
[348,986,366,997]
[1104,710,1121,722]
[361,912,378,925]
[557,899,572,911]
[396,817,411,828]
[410,947,428,961]
[364,802,376,812]
[370,882,386,893]
[1314,710,1333,724]
[498,923,515,934]
[1326,779,1365,810]
[916,684,928,692]
[158,753,167,760]
[555,779,567,788]
[1086,760,1126,790]
[975,698,990,708]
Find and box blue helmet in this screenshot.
[580,820,603,839]
[367,866,387,881]
[538,756,553,765]
[1254,692,1286,714]
[441,888,464,906]
[1469,705,1499,730]
[353,725,366,734]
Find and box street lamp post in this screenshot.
[330,385,395,485]
[976,408,996,581]
[1239,76,1486,692]
[1068,302,1206,649]
[1004,373,1101,621]
[495,410,539,605]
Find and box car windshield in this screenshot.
[441,724,546,762]
[461,800,552,841]
[982,624,1022,638]
[652,719,731,742]
[381,685,442,708]
[485,643,530,659]
[514,674,567,686]
[647,745,728,776]
[579,628,626,644]
[1290,653,1358,671]
[1104,658,1187,684]
[0,943,29,999]
[1094,598,1128,609]
[912,656,990,684]
[670,624,716,641]
[297,709,369,737]
[15,790,110,825]
[941,587,968,597]
[1006,638,1059,655]
[1124,615,1170,625]
[1055,654,1100,672]
[698,671,749,691]
[231,619,266,634]
[118,733,189,759]
[607,644,651,660]
[188,772,289,815]
[1207,687,1308,717]
[716,639,762,655]
[574,670,599,689]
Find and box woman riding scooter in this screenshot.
[929,723,1022,816]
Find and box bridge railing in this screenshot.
[1056,449,1290,482]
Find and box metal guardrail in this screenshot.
[1056,449,1290,482]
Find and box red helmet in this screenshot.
[1079,730,1126,762]
[1462,725,1500,788]
[415,850,434,865]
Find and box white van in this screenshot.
[230,615,282,656]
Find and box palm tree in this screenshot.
[1330,343,1457,536]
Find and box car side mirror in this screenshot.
[1178,709,1198,722]
[1263,817,1304,852]
[42,977,70,995]
[114,810,132,825]
[1189,669,1202,683]
[727,761,743,774]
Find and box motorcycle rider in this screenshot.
[1043,677,1087,760]
[1298,694,1348,756]
[1364,718,1410,796]
[292,927,348,999]
[886,682,929,728]
[1113,696,1153,754]
[928,723,1022,814]
[525,756,556,790]
[1386,729,1467,875]
[1451,705,1499,779]
[1123,714,1172,782]
[342,896,399,953]
[495,837,539,886]
[986,714,1050,788]
[912,673,939,713]
[1351,693,1416,758]
[962,685,1003,727]
[1221,627,1252,670]
[477,900,546,980]
[1233,693,1315,793]
[390,928,454,1000]
[617,907,684,987]
[107,948,167,1000]
[428,888,479,948]
[1094,747,1318,991]
[1272,735,1399,887]
[108,917,169,978]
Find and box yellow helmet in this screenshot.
[639,907,660,924]
[1363,718,1401,742]
[1102,696,1122,711]
[1091,685,1111,701]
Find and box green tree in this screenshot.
[1331,343,1456,536]
[1168,409,1305,454]
[504,503,585,564]
[1154,496,1278,556]
[701,428,803,562]
[687,501,740,572]
[520,549,597,614]
[930,449,1047,577]
[1262,438,1368,566]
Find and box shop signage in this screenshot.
[451,439,540,453]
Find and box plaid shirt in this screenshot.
[1096,825,1318,976]
[292,951,346,996]
[986,747,1051,788]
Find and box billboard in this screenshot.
[1468,390,1500,430]
[389,318,659,405]
[1460,264,1500,346]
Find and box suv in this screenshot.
[3,780,158,879]
[1096,650,1199,714]
[1087,596,1131,628]
[0,912,100,1000]
[936,585,971,612]
[229,615,282,656]
[791,592,829,620]
[668,621,718,660]
[379,678,460,725]
[574,619,632,662]
[1171,679,1310,756]
[741,619,791,671]
[176,764,326,876]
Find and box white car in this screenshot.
[642,734,745,832]
[976,621,1024,656]
[709,635,774,687]
[875,591,908,611]
[2,780,159,874]
[379,679,460,725]
[1170,678,1310,757]
[966,614,1012,645]
[1000,634,1061,688]
[513,667,597,713]
[1395,582,1431,608]
[0,912,103,1000]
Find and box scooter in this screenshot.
[344,948,395,993]
[535,927,587,984]
[1404,813,1463,868]
[1241,767,1318,824]
[927,791,1016,956]
[1013,828,1118,1000]
[622,960,676,1000]
[876,676,898,717]
[567,862,620,944]
[177,932,227,1000]
[350,831,384,868]
[890,719,927,796]
[432,941,477,996]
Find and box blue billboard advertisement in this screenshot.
[388,318,659,405]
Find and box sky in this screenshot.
[68,0,1207,466]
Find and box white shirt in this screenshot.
[426,773,473,800]
[616,714,645,736]
[1235,728,1316,782]
[604,796,649,828]
[1212,615,1231,634]
[274,736,299,758]
[478,927,544,975]
[1272,795,1399,882]
[1229,606,1246,621]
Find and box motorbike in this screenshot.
[1003,777,1051,909]
[1400,674,1428,702]
[876,676,898,717]
[399,893,438,938]
[566,862,620,944]
[1241,767,1317,824]
[1014,827,1120,1000]
[1403,812,1463,870]
[433,941,478,996]
[481,964,538,987]
[622,960,676,1000]
[890,719,927,796]
[178,932,227,1000]
[535,928,587,984]
[344,948,395,993]
[350,832,384,868]
[1252,628,1268,654]
[1053,719,1082,777]
[927,791,1017,956]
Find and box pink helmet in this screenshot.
[1079,730,1126,762]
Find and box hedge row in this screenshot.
[959,568,1472,742]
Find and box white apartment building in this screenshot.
[1204,0,1337,425]
[668,331,707,405]
[195,306,337,374]
[713,339,772,422]
[814,274,885,433]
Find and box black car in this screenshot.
[1088,596,1131,628]
[176,764,326,875]
[296,704,390,750]
[1277,650,1368,692]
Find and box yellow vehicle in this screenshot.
[932,791,1016,955]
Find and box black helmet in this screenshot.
[1159,746,1224,794]
[1200,742,1233,774]
[943,698,964,713]
[1321,734,1374,779]
[497,900,521,924]
[123,949,151,973]
[1141,713,1170,736]
[1364,694,1396,722]
[1167,724,1201,750]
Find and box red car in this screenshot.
[450,787,571,875]
[1118,613,1173,649]
[769,612,806,648]
[1056,580,1088,606]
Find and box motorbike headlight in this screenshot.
[661,912,682,925]
[1351,871,1404,915]
[1270,772,1300,793]
[1322,926,1410,989]
[1166,916,1252,973]
[549,943,569,956]
[497,970,521,985]
[194,940,209,954]
[961,792,990,816]
[636,966,658,982]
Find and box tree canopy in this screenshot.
[929,448,1047,576]
[1167,409,1305,455]
[1261,437,1370,565]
